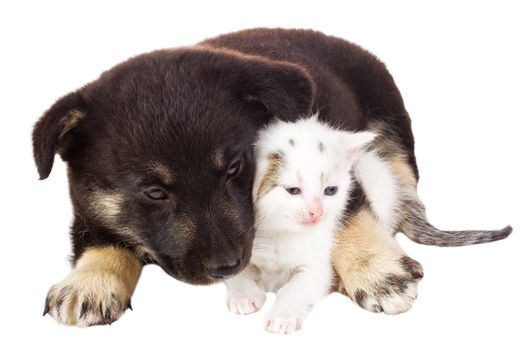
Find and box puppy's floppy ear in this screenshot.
[236,60,316,120]
[32,91,86,180]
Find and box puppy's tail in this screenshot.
[399,195,512,247]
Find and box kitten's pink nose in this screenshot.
[306,208,323,222]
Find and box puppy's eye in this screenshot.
[286,187,302,195]
[144,188,168,200]
[226,157,243,180]
[324,186,338,196]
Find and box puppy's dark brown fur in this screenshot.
[35,29,415,280]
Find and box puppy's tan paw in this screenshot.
[43,269,132,327]
[340,256,423,315]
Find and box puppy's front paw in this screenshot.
[340,256,423,315]
[44,269,132,327]
[227,291,266,315]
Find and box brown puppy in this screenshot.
[34,28,511,326]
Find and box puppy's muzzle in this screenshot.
[204,258,241,279]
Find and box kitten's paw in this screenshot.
[264,305,309,334]
[43,269,132,327]
[227,292,266,315]
[264,315,303,334]
[340,256,423,315]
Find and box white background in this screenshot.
[1,1,521,349]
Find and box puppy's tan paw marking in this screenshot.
[43,270,132,327]
[351,256,423,315]
[399,256,424,280]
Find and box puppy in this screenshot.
[34,28,511,326]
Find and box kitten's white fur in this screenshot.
[354,151,398,229]
[225,116,375,333]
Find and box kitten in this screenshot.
[225,116,375,333]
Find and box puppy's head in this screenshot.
[32,48,316,284]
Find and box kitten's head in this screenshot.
[253,116,375,230]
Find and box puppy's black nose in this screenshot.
[205,259,241,279]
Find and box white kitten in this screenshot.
[225,116,375,333]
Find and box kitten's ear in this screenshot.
[339,131,376,161]
[252,151,284,202]
[252,156,270,202]
[252,156,271,202]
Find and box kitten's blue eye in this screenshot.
[286,187,302,195]
[324,186,338,196]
